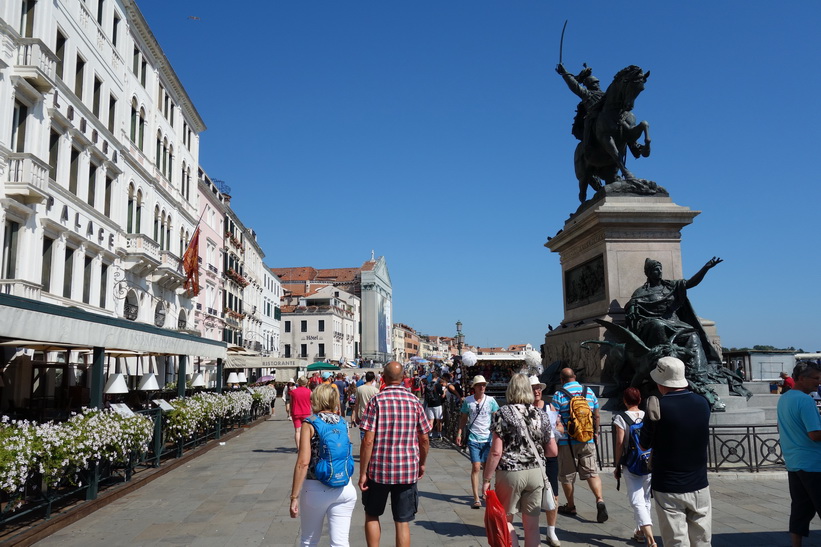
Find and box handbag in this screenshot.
[513,405,556,511]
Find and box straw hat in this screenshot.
[650,356,688,388]
[471,375,488,386]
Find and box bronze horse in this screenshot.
[574,66,651,202]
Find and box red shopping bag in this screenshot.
[484,490,511,547]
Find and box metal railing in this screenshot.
[0,399,268,531]
[592,424,784,473]
[441,403,784,473]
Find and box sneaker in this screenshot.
[596,501,609,523]
[545,536,561,547]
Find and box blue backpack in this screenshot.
[305,415,355,487]
[618,412,652,476]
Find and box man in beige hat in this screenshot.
[639,356,712,546]
[457,375,500,508]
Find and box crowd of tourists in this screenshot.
[282,358,821,547]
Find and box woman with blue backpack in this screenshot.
[289,383,357,546]
[613,387,657,547]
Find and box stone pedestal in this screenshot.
[543,195,703,383]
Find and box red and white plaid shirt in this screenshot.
[361,384,432,484]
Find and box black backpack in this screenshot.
[425,383,443,406]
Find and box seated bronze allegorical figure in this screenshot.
[626,257,722,379]
[594,257,750,410]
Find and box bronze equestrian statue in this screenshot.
[557,64,658,203]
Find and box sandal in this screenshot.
[596,501,609,523]
[471,500,482,509]
[557,503,576,515]
[631,531,646,542]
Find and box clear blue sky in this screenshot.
[137,1,819,352]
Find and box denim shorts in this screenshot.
[468,440,491,463]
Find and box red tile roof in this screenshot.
[270,267,318,281]
[271,266,364,284]
[284,286,322,297]
[317,268,360,282]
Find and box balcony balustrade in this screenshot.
[16,38,57,91]
[5,153,49,204]
[151,250,185,290]
[122,234,161,277]
[0,279,42,300]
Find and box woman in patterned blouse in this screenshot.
[483,373,558,547]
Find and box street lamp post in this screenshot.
[455,320,463,356]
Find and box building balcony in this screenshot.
[224,268,250,288]
[150,250,185,290]
[15,38,57,92]
[121,234,161,277]
[0,279,42,300]
[4,153,50,204]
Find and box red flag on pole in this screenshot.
[182,227,200,296]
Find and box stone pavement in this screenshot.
[36,413,821,546]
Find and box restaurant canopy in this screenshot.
[0,294,226,359]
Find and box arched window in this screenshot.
[159,210,166,249]
[162,137,168,177]
[180,161,186,197]
[165,214,171,251]
[155,131,162,168]
[185,166,191,200]
[153,205,160,241]
[168,145,174,183]
[130,98,138,142]
[127,183,135,233]
[124,289,139,321]
[135,190,143,232]
[179,227,185,256]
[138,108,145,150]
[153,301,166,327]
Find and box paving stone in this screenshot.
[33,413,821,546]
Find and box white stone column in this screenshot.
[56,132,72,188]
[77,148,91,205]
[88,252,102,308]
[53,234,67,297]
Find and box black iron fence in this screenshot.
[441,401,784,473]
[0,401,267,531]
[594,423,784,473]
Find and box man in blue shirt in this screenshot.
[776,361,821,547]
[552,367,607,523]
[640,356,711,546]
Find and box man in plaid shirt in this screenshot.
[359,361,432,546]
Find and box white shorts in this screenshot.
[426,405,443,420]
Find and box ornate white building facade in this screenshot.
[0,0,226,410]
[0,0,205,333]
